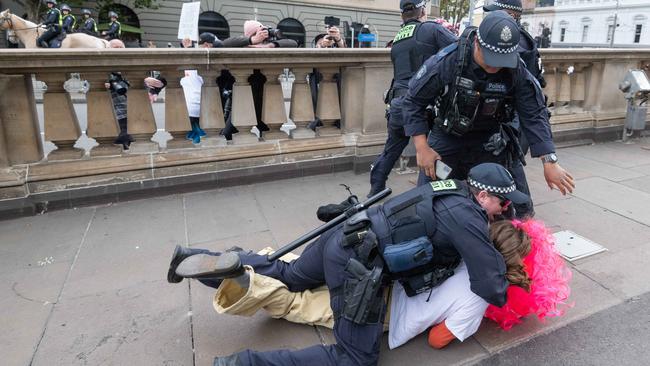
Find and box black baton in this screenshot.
[267,188,392,262]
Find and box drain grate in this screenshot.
[553,230,608,261]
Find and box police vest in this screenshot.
[45,8,62,28]
[63,14,76,32]
[84,18,97,33]
[435,27,515,136]
[367,179,468,296]
[391,20,440,90]
[109,21,122,37]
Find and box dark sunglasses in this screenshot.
[489,193,511,208]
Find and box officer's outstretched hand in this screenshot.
[543,163,575,195]
[414,135,440,180]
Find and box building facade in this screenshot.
[1,0,441,48]
[521,0,650,48]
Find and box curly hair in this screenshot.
[490,220,532,292]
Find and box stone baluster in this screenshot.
[38,73,82,158]
[260,68,289,141]
[289,68,316,139]
[82,72,120,155]
[163,69,191,145]
[199,70,226,146]
[544,63,558,107]
[229,68,259,144]
[122,71,157,151]
[315,67,342,136]
[557,64,572,113]
[0,75,43,165]
[570,63,589,112]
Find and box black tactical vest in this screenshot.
[435,28,515,136]
[518,28,543,84]
[391,20,440,90]
[367,180,468,296]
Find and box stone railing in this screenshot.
[0,48,649,216]
[539,48,650,141]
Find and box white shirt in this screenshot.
[388,261,489,349]
[181,70,203,117]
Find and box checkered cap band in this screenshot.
[493,2,523,12]
[468,177,517,194]
[477,28,518,54]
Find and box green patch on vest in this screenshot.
[430,180,457,191]
[393,24,416,43]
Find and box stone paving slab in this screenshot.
[30,280,193,366]
[62,196,186,298]
[619,174,650,194]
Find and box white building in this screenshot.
[522,0,650,48]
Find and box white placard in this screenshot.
[177,1,201,41]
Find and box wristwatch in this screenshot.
[541,153,558,164]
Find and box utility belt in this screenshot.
[386,87,408,104]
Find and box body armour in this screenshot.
[366,179,467,296]
[391,20,444,90]
[435,27,515,136]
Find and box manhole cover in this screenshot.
[553,230,608,261]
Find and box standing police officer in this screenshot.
[102,11,121,40]
[174,162,527,366]
[483,0,546,216]
[60,4,75,34]
[36,0,62,48]
[78,9,98,36]
[402,11,574,216]
[368,0,457,197]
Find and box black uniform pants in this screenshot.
[36,27,60,47]
[226,225,386,366]
[417,126,533,217]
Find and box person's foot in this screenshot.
[186,130,196,140]
[167,245,214,283]
[175,252,243,279]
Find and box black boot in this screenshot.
[114,118,133,150]
[220,122,239,141]
[39,40,49,48]
[175,252,244,279]
[167,245,214,283]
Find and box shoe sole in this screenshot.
[175,252,241,279]
[167,245,184,283]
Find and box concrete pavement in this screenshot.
[1,137,650,366]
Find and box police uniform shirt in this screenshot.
[401,37,555,158]
[388,261,488,349]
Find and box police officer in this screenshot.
[36,0,62,48]
[483,0,546,216]
[173,162,527,366]
[78,9,98,36]
[368,0,457,197]
[402,11,574,219]
[60,4,75,34]
[102,11,121,40]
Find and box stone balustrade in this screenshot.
[0,48,648,216]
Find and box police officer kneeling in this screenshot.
[174,162,528,366]
[402,10,574,218]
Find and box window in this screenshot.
[582,25,589,43]
[634,24,642,43]
[198,12,230,40]
[607,24,614,43]
[277,18,305,48]
[560,27,566,42]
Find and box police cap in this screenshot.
[108,11,118,18]
[60,4,71,12]
[400,0,428,12]
[81,9,91,15]
[45,0,57,5]
[476,10,520,68]
[483,0,523,13]
[467,163,529,205]
[198,32,217,45]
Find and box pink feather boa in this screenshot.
[484,220,573,330]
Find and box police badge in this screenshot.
[501,26,512,42]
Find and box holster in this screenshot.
[502,123,526,167]
[342,258,384,325]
